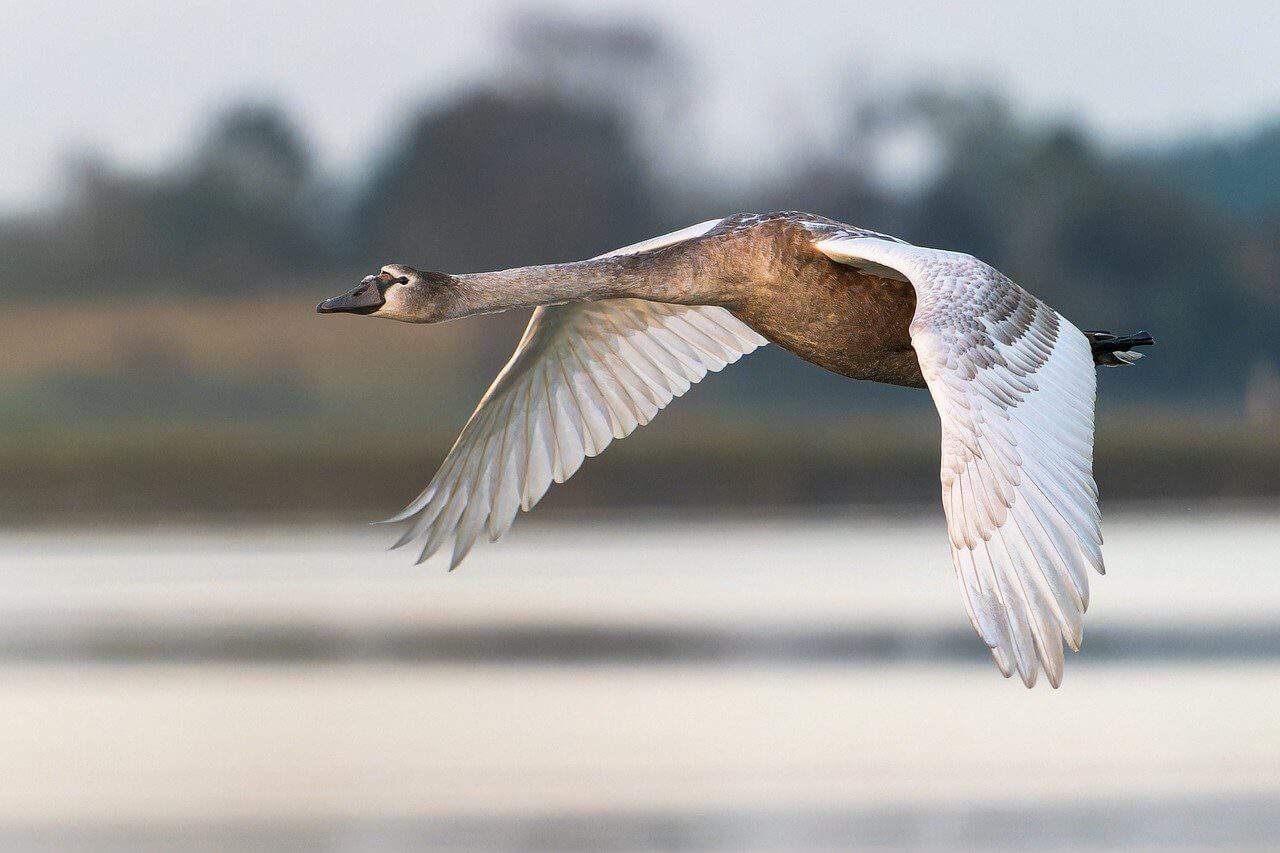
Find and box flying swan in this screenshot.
[317,211,1153,687]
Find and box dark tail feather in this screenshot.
[1083,330,1156,367]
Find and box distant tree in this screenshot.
[1138,119,1280,217]
[193,105,311,209]
[355,16,694,272]
[20,103,329,298]
[507,14,686,114]
[168,104,328,279]
[506,14,693,174]
[356,89,661,272]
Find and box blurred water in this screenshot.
[2,506,1278,850]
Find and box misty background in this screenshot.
[2,5,1278,521]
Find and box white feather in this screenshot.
[815,236,1103,688]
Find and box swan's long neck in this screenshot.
[449,251,712,317]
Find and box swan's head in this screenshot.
[316,264,456,323]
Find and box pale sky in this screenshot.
[4,0,1279,211]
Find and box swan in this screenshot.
[317,211,1153,687]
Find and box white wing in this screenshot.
[815,236,1102,688]
[385,219,767,568]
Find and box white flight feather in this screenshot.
[384,218,767,569]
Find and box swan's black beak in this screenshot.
[317,274,387,315]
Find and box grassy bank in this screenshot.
[0,413,1273,522]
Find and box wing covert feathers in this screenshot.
[816,236,1104,688]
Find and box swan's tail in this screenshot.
[1084,329,1155,367]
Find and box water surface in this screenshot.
[2,506,1276,849]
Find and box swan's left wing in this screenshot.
[815,235,1103,687]
[384,219,767,569]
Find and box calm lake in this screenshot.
[1,505,1277,850]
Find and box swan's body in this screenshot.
[318,211,1153,687]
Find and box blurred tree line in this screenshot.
[2,16,1277,408]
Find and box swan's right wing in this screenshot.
[815,236,1103,688]
[385,220,766,569]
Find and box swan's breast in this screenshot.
[718,222,926,388]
